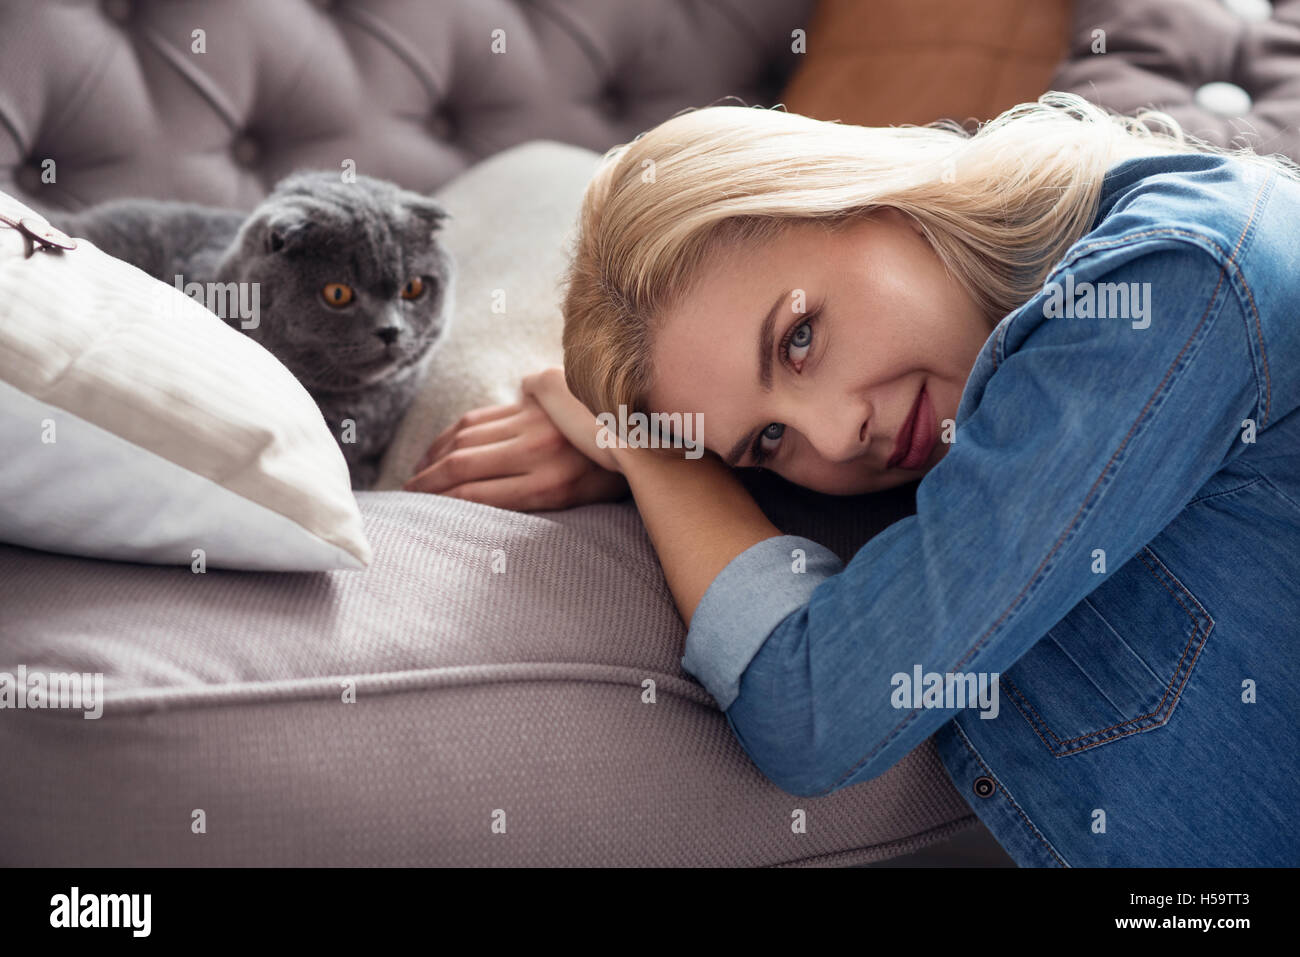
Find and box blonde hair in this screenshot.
[559,91,1299,431]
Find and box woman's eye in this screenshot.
[401,277,425,300]
[753,313,816,465]
[785,319,813,365]
[322,283,354,307]
[756,422,785,460]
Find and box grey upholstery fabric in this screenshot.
[0,0,813,214]
[0,491,976,867]
[1054,0,1300,162]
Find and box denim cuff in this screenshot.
[681,534,844,710]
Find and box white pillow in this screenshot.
[376,140,602,489]
[0,190,371,571]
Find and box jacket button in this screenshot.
[973,776,995,798]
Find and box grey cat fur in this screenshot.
[57,171,455,489]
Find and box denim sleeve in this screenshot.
[682,234,1264,797]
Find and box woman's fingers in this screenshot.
[413,401,524,473]
[432,413,529,459]
[438,472,571,512]
[403,436,530,493]
[418,402,522,467]
[440,457,629,512]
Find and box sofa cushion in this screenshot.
[0,489,971,866]
[1052,0,1300,162]
[780,0,1071,129]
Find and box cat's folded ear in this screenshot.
[405,197,453,233]
[264,218,315,254]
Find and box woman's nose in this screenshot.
[798,402,870,464]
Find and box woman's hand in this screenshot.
[518,366,622,473]
[402,380,628,511]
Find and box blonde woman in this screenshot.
[406,94,1300,867]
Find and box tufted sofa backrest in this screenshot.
[0,0,812,213]
[1051,0,1300,164]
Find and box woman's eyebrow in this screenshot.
[756,289,788,391]
[722,289,789,467]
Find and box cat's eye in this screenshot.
[401,277,426,300]
[322,283,354,307]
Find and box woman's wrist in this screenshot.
[607,442,780,622]
[607,442,695,478]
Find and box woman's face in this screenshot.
[646,209,994,495]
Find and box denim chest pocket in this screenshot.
[1000,546,1214,757]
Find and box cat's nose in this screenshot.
[375,326,400,346]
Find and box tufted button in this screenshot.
[972,776,996,799]
[102,0,133,24]
[231,135,261,167]
[428,106,456,140]
[1220,0,1273,21]
[15,162,44,194]
[1195,81,1254,117]
[597,83,623,117]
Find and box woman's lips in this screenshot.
[887,385,938,470]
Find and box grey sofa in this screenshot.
[2,0,811,213]
[0,0,1016,866]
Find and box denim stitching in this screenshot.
[1243,466,1300,515]
[1015,215,1272,426]
[1001,546,1213,753]
[823,185,1268,791]
[991,316,1008,372]
[1238,262,1271,425]
[1061,174,1273,421]
[1186,476,1265,507]
[951,263,1223,667]
[950,718,1068,867]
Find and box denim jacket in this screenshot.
[681,152,1300,867]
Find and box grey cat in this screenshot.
[57,171,455,489]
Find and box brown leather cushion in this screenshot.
[780,0,1072,128]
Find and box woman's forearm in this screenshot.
[516,365,782,622]
[611,446,782,625]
